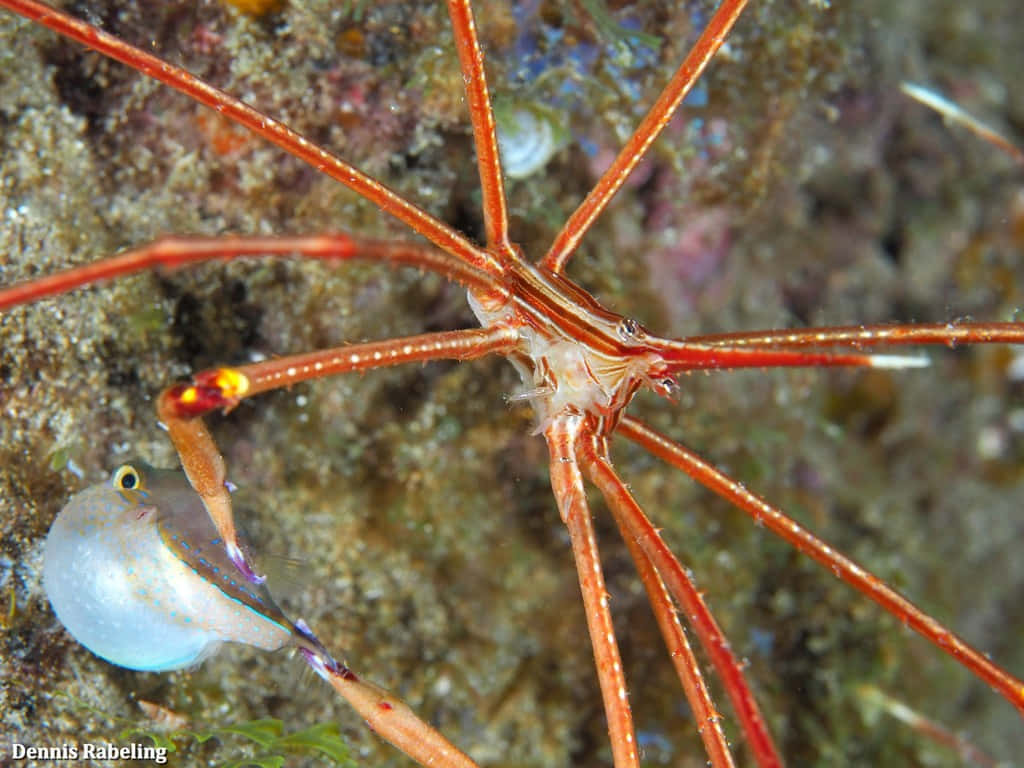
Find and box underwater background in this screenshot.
[2,0,1023,765]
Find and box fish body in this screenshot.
[43,462,311,671]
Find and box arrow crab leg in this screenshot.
[0,235,505,311]
[545,413,640,768]
[616,415,1024,716]
[579,429,777,768]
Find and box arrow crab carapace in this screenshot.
[1,0,1022,765]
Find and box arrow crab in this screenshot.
[1,0,1023,765]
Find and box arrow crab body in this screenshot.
[1,0,1023,765]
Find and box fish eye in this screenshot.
[113,464,142,491]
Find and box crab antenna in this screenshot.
[647,337,930,373]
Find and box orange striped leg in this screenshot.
[618,415,1024,716]
[0,0,501,276]
[0,234,504,311]
[303,654,480,768]
[581,436,740,768]
[545,414,639,768]
[585,431,784,768]
[445,0,515,262]
[541,0,752,273]
[158,326,518,583]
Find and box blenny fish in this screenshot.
[43,462,481,767]
[43,461,328,671]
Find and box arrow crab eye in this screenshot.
[617,317,640,341]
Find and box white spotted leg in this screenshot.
[545,413,640,768]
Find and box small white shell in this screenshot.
[495,102,568,180]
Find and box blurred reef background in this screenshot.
[1,0,1022,765]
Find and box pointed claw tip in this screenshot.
[295,619,341,672]
[868,354,930,369]
[226,541,266,584]
[300,648,332,681]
